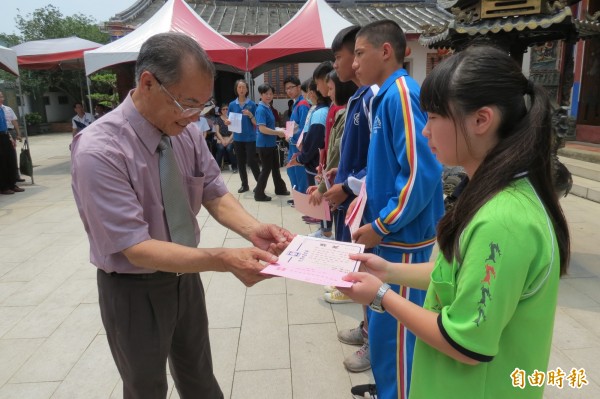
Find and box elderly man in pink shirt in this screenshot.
[71,33,292,399]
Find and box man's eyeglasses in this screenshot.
[154,75,206,118]
[285,85,298,91]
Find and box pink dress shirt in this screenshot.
[71,92,228,273]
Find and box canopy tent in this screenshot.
[12,37,102,70]
[0,45,19,76]
[247,0,352,76]
[84,0,247,76]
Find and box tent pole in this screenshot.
[86,75,93,115]
[17,77,34,185]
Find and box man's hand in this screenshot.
[323,184,348,209]
[221,247,278,287]
[352,223,383,249]
[247,223,294,255]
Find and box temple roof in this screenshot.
[110,0,452,35]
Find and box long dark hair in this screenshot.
[327,70,357,106]
[308,79,331,106]
[421,45,570,275]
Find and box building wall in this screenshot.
[43,92,75,123]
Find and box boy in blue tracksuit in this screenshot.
[284,76,310,195]
[351,20,444,399]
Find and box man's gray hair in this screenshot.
[135,32,215,86]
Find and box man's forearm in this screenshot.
[123,239,229,273]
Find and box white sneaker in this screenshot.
[323,285,336,293]
[308,229,334,240]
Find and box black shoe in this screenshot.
[351,384,378,399]
[253,187,256,193]
[238,186,249,193]
[254,195,272,202]
[17,178,25,182]
[276,190,290,196]
[287,199,294,206]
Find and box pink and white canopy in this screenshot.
[247,0,353,73]
[84,0,247,75]
[0,45,19,76]
[12,37,102,70]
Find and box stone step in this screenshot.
[559,156,600,183]
[569,175,600,203]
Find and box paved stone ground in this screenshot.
[0,133,598,398]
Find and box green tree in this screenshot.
[89,72,119,109]
[15,5,109,43]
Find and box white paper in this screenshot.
[285,121,295,139]
[261,235,364,287]
[228,112,243,133]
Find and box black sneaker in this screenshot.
[351,384,378,399]
[238,186,249,193]
[287,199,294,206]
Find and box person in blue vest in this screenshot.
[254,83,289,202]
[346,20,444,399]
[229,80,261,193]
[284,76,310,199]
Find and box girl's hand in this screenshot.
[309,188,323,205]
[349,253,390,283]
[337,272,383,306]
[325,168,337,182]
[242,110,252,118]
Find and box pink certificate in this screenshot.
[261,235,364,287]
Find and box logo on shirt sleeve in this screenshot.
[474,242,500,327]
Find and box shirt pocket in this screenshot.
[185,173,205,212]
[429,261,456,308]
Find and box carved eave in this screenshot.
[420,7,581,49]
[574,12,600,38]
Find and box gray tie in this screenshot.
[158,135,196,247]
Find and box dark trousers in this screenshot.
[233,141,260,188]
[97,270,223,399]
[255,146,288,198]
[215,142,237,169]
[0,133,17,190]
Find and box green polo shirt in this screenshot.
[410,178,561,399]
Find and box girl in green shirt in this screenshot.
[338,45,570,399]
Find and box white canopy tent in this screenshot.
[84,0,247,76]
[0,45,34,183]
[0,45,19,76]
